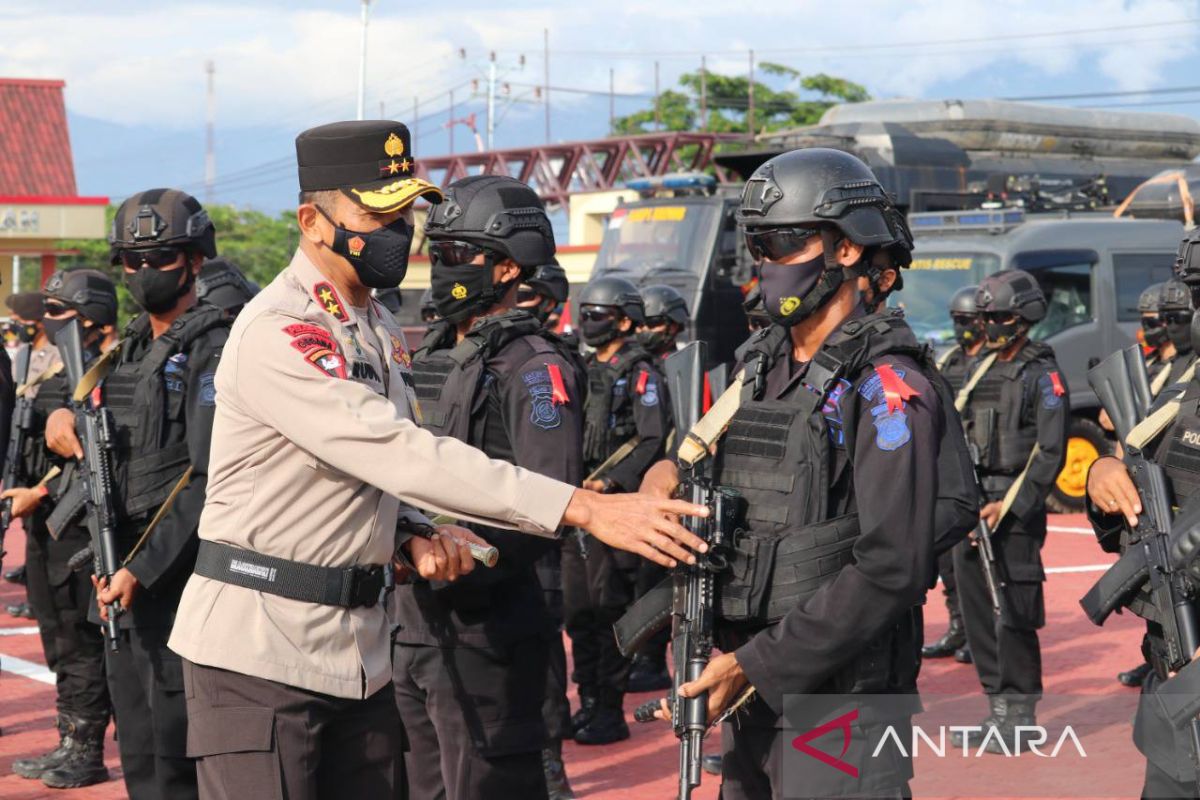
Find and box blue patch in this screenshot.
[1038,373,1063,409]
[857,367,906,404]
[872,405,911,451]
[612,377,628,400]
[640,376,659,407]
[164,352,188,393]
[822,378,852,446]
[199,373,217,407]
[523,369,561,430]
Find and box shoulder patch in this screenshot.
[198,372,217,406]
[389,334,411,369]
[871,404,911,451]
[523,369,562,430]
[283,323,346,380]
[640,371,659,407]
[874,362,920,414]
[1038,372,1064,409]
[313,282,348,323]
[857,368,903,403]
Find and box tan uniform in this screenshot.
[169,250,575,700]
[21,340,60,399]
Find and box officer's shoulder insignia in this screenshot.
[1038,370,1065,409]
[283,323,346,380]
[523,368,562,430]
[199,372,217,406]
[312,282,348,322]
[871,405,911,452]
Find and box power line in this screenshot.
[1006,84,1200,101]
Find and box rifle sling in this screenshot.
[72,342,123,403]
[954,350,998,414]
[585,435,642,483]
[121,466,193,566]
[997,444,1041,525]
[677,370,746,467]
[1127,399,1182,452]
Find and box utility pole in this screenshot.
[543,28,551,143]
[356,0,371,120]
[378,100,385,118]
[654,61,661,131]
[487,52,497,151]
[461,48,525,150]
[609,68,615,134]
[413,96,419,150]
[700,55,708,132]
[449,88,455,153]
[204,60,215,205]
[747,49,755,135]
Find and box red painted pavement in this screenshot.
[0,516,1149,799]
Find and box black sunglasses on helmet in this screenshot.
[515,286,542,305]
[743,226,821,263]
[429,240,502,268]
[579,305,619,323]
[1141,315,1166,329]
[120,246,184,270]
[1161,310,1194,325]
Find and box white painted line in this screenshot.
[1048,525,1093,535]
[0,626,38,636]
[0,653,54,685]
[1046,564,1112,575]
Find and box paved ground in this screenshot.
[0,515,1149,799]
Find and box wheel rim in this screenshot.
[1056,436,1099,498]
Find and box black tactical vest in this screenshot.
[937,345,973,395]
[411,310,578,446]
[1158,386,1200,505]
[963,342,1052,475]
[104,305,229,521]
[582,343,655,465]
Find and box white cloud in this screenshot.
[0,0,1196,129]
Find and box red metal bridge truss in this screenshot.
[415,132,748,207]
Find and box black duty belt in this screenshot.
[194,540,388,609]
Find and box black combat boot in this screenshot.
[701,753,723,775]
[984,699,1038,755]
[574,691,630,746]
[3,564,26,584]
[6,601,33,619]
[1118,662,1152,688]
[922,615,966,659]
[542,740,575,800]
[40,715,109,789]
[569,691,598,737]
[954,644,973,664]
[627,650,671,693]
[12,716,73,779]
[950,696,1006,750]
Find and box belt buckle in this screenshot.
[347,565,385,608]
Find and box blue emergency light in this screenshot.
[625,173,717,193]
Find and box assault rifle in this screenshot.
[1079,346,1200,791]
[966,442,1012,624]
[0,345,32,572]
[626,341,739,800]
[59,320,122,652]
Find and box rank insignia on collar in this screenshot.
[313,281,348,322]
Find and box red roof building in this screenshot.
[0,77,107,300]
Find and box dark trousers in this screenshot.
[534,546,571,743]
[1142,759,1196,799]
[25,525,110,720]
[183,660,404,800]
[393,640,549,800]
[953,519,1045,698]
[936,548,962,624]
[107,625,196,800]
[562,535,635,705]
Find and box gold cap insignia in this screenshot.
[451,283,468,300]
[384,132,405,158]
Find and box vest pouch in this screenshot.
[122,442,191,518]
[762,514,860,623]
[717,534,776,623]
[969,406,997,469]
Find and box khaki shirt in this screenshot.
[20,341,61,399]
[169,249,575,699]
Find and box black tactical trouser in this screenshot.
[953,510,1045,699]
[936,548,962,624]
[107,625,197,800]
[534,546,571,743]
[1135,668,1200,799]
[25,521,111,721]
[393,638,550,800]
[562,535,636,707]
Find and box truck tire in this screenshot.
[1047,416,1112,514]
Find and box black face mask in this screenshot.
[322,209,413,290]
[758,253,843,327]
[1143,321,1168,349]
[984,319,1023,349]
[430,261,519,324]
[580,316,621,347]
[15,323,36,344]
[953,319,981,349]
[125,264,193,314]
[637,329,675,355]
[42,316,72,346]
[1167,314,1194,353]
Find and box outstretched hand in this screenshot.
[563,488,707,568]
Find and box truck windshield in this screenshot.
[889,252,1001,344]
[592,203,720,279]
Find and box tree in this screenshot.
[614,63,870,135]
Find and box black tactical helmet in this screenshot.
[950,285,980,316]
[736,147,914,267]
[1160,278,1192,313]
[579,275,645,324]
[109,188,216,262]
[976,269,1047,322]
[424,175,555,270]
[197,258,259,311]
[640,284,690,325]
[525,261,569,304]
[1138,282,1166,314]
[1175,228,1200,287]
[42,268,118,327]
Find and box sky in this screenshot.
[4,0,1200,212]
